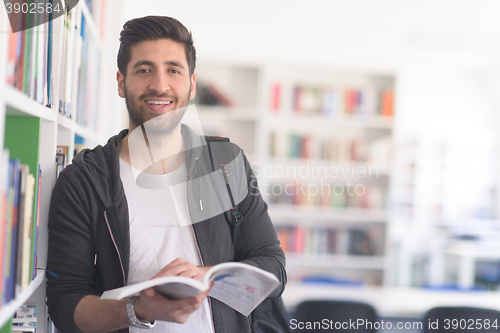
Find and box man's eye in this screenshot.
[138,69,150,73]
[170,69,180,74]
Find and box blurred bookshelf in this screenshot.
[0,1,121,331]
[193,59,500,314]
[190,62,395,289]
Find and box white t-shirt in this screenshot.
[119,158,214,333]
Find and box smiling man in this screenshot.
[45,16,286,333]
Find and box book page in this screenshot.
[207,264,280,316]
[154,282,205,300]
[101,276,205,300]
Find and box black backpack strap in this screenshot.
[204,136,246,261]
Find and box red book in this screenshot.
[344,89,353,114]
[17,29,25,92]
[276,228,289,253]
[293,227,306,253]
[382,89,394,117]
[270,83,281,112]
[6,29,18,86]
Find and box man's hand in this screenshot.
[134,258,213,324]
[74,259,213,332]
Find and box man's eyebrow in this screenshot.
[132,60,155,70]
[131,60,186,70]
[165,61,185,70]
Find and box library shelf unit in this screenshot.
[0,0,121,331]
[192,62,395,287]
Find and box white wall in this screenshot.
[119,0,500,73]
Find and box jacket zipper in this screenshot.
[186,173,216,333]
[104,211,126,286]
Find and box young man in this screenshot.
[46,16,286,333]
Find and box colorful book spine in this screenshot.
[268,182,386,210]
[5,159,20,303]
[0,150,10,307]
[31,167,41,280]
[270,82,281,112]
[14,166,28,297]
[276,226,382,257]
[286,84,394,117]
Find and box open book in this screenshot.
[100,262,280,316]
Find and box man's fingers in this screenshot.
[177,268,204,279]
[143,287,156,298]
[154,259,201,278]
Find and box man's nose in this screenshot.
[148,72,171,93]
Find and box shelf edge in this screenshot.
[0,271,46,327]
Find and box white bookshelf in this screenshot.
[0,272,45,326]
[193,62,395,287]
[0,1,121,331]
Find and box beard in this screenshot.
[124,82,191,136]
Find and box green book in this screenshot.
[0,318,12,333]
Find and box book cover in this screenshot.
[15,166,28,297]
[21,174,35,290]
[0,150,10,305]
[46,15,53,107]
[382,89,394,117]
[30,167,41,281]
[6,19,19,86]
[5,159,20,302]
[22,13,32,96]
[270,82,281,112]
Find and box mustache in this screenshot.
[139,93,177,100]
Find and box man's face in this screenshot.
[117,38,196,131]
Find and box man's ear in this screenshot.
[117,71,125,98]
[189,73,196,100]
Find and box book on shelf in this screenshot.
[270,82,281,112]
[348,229,375,255]
[0,319,13,333]
[288,84,394,117]
[267,182,386,210]
[5,158,21,304]
[14,166,27,296]
[6,6,54,107]
[30,167,41,282]
[276,225,384,257]
[76,8,102,129]
[0,155,39,306]
[277,226,337,255]
[194,82,233,107]
[55,146,69,178]
[271,132,391,163]
[0,150,9,305]
[101,262,280,316]
[74,135,86,157]
[59,4,82,119]
[12,303,37,333]
[5,1,104,125]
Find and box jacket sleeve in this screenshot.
[236,153,287,298]
[46,168,97,333]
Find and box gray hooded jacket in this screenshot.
[46,125,286,333]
